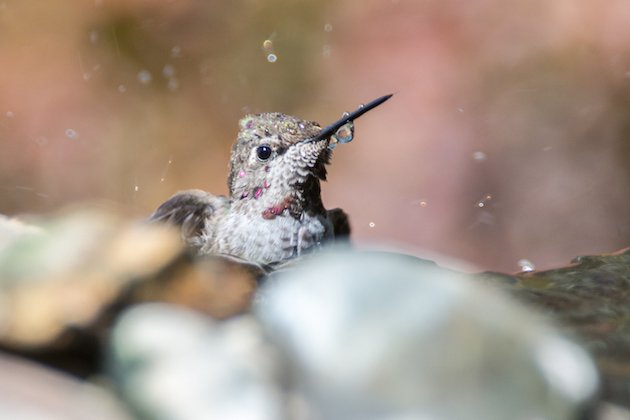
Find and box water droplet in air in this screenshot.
[134,185,139,192]
[410,199,428,208]
[170,46,182,58]
[472,151,486,162]
[167,78,179,91]
[137,70,152,85]
[369,222,375,228]
[322,45,331,58]
[457,108,464,113]
[267,54,278,63]
[83,73,91,81]
[476,194,493,208]
[118,84,127,93]
[324,23,333,32]
[518,259,535,272]
[65,129,78,139]
[5,111,14,118]
[35,136,48,146]
[262,39,274,51]
[89,30,99,44]
[162,64,175,78]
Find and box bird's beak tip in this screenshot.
[305,93,393,144]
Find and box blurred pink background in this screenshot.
[1,0,629,272]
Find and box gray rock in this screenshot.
[0,208,259,378]
[0,352,132,420]
[108,304,283,420]
[0,209,182,349]
[477,247,630,406]
[254,248,599,420]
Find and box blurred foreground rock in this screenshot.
[0,352,132,420]
[0,208,262,376]
[1,209,630,418]
[107,250,603,420]
[254,250,598,420]
[109,305,282,420]
[477,247,630,407]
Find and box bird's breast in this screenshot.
[207,210,332,265]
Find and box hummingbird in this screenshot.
[149,94,392,267]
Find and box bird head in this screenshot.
[227,94,393,210]
[227,113,329,202]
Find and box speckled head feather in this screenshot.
[227,113,330,198]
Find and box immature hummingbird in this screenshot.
[149,94,392,266]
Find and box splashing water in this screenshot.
[162,64,175,78]
[472,151,487,162]
[65,129,78,139]
[262,38,278,63]
[476,194,493,208]
[170,46,182,58]
[137,70,152,85]
[89,30,99,44]
[335,125,353,143]
[322,45,331,58]
[518,259,535,272]
[167,78,179,91]
[160,157,173,183]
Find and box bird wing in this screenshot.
[148,189,228,253]
[327,208,351,239]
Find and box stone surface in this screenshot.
[0,352,132,420]
[2,208,630,417]
[255,248,599,420]
[0,208,262,377]
[108,304,282,420]
[0,209,182,347]
[476,247,630,406]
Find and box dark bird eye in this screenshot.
[256,145,273,161]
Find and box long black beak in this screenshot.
[303,94,393,143]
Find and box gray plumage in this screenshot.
[150,95,392,266]
[150,113,348,266]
